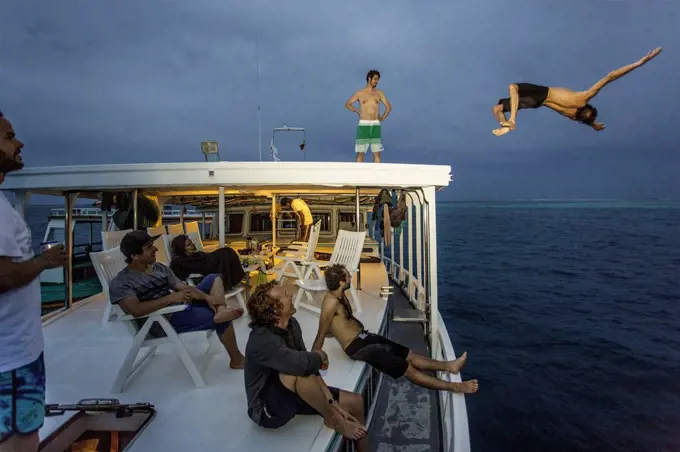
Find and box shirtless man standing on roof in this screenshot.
[492,47,662,136]
[311,264,479,394]
[345,69,392,163]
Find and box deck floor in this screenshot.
[39,263,388,452]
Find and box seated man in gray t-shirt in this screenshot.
[108,230,245,369]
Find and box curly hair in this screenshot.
[170,234,189,257]
[247,281,283,328]
[325,264,348,291]
[366,69,380,82]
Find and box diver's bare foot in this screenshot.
[450,379,478,394]
[213,306,244,323]
[501,120,515,129]
[492,127,512,136]
[447,351,467,374]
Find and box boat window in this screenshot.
[313,211,332,232]
[225,213,244,234]
[249,212,272,232]
[46,228,65,243]
[277,213,297,232]
[338,211,363,231]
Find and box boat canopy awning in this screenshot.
[3,162,453,198]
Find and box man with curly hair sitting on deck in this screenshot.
[243,281,368,451]
[312,264,479,394]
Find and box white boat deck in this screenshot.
[39,263,389,452]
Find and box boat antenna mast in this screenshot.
[256,36,262,162]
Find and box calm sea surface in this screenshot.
[437,201,680,452]
[23,200,680,451]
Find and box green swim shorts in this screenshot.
[355,120,383,153]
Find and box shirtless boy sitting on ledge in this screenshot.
[311,264,478,394]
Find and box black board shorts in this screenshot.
[259,375,341,429]
[497,83,550,112]
[345,331,410,379]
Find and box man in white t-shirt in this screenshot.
[0,111,67,451]
[280,197,313,242]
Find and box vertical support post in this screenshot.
[422,186,439,359]
[271,195,277,248]
[13,191,30,217]
[414,194,423,309]
[179,205,185,229]
[218,187,225,248]
[355,187,361,290]
[406,194,414,301]
[101,205,108,233]
[132,189,139,230]
[399,196,404,283]
[201,213,206,240]
[64,192,79,309]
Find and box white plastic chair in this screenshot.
[167,223,184,235]
[101,229,133,251]
[147,225,166,236]
[90,248,222,393]
[293,230,366,314]
[270,222,320,282]
[184,221,204,250]
[163,234,247,311]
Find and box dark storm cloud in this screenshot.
[1,0,678,199]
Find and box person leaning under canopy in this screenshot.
[492,47,662,136]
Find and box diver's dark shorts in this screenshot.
[258,375,341,429]
[0,353,46,443]
[345,331,410,379]
[497,83,549,112]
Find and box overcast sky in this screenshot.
[1,0,678,201]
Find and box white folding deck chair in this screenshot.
[147,225,166,236]
[293,230,366,314]
[163,233,246,311]
[90,248,223,393]
[167,223,184,235]
[101,229,133,251]
[269,222,320,282]
[184,221,204,250]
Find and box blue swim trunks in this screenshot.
[0,353,46,443]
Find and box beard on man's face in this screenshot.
[0,151,24,174]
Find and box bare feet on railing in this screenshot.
[451,379,479,394]
[213,306,244,323]
[446,351,468,374]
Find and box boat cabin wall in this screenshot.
[219,204,372,245]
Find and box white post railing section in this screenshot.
[375,187,470,452]
[49,207,215,218]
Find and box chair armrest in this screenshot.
[116,303,187,321]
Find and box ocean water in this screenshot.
[437,201,680,452]
[21,201,680,451]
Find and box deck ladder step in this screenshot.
[392,308,428,323]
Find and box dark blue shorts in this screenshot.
[259,375,341,429]
[170,303,231,337]
[0,353,46,443]
[195,273,219,293]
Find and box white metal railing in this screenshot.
[372,188,469,452]
[436,317,471,452]
[49,208,215,218]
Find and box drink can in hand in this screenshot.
[40,241,60,252]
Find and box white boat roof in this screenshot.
[3,162,452,197]
[40,263,389,451]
